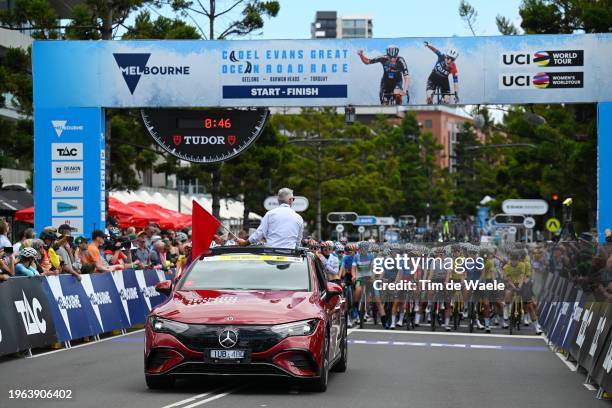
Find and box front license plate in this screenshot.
[209,349,246,360]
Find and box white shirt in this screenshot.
[319,253,340,277]
[249,203,304,249]
[0,234,11,248]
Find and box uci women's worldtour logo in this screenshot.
[499,72,584,89]
[113,53,191,95]
[501,50,584,67]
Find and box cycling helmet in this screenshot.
[322,240,334,249]
[176,232,188,242]
[20,247,38,260]
[446,48,459,60]
[335,243,345,252]
[386,45,400,58]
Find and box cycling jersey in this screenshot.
[482,258,496,280]
[503,262,528,285]
[367,55,409,103]
[430,49,458,82]
[353,253,374,279]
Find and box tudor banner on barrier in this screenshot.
[32,34,612,108]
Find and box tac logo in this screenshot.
[113,53,191,95]
[56,147,79,157]
[14,291,47,335]
[51,120,84,137]
[501,50,584,66]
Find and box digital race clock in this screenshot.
[141,108,269,163]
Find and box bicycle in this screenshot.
[430,88,459,105]
[357,278,378,329]
[451,290,464,331]
[508,290,523,335]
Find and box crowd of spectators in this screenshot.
[0,218,202,282]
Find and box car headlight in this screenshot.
[271,319,319,338]
[149,316,189,335]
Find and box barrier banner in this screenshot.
[135,269,166,311]
[42,275,101,342]
[0,281,26,355]
[110,268,149,325]
[561,292,587,351]
[0,277,57,354]
[579,303,612,374]
[591,320,612,394]
[570,302,600,363]
[81,273,130,333]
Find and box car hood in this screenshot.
[154,289,320,325]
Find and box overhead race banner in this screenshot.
[33,34,612,108]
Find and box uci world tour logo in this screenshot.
[113,53,191,95]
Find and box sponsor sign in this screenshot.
[52,161,84,179]
[80,273,130,333]
[0,277,57,355]
[327,212,359,223]
[141,108,269,163]
[335,224,344,233]
[110,268,149,325]
[51,143,83,160]
[51,217,84,235]
[32,34,612,108]
[51,120,84,137]
[52,199,84,217]
[263,195,309,212]
[51,180,84,198]
[502,199,549,215]
[376,217,395,226]
[134,269,166,311]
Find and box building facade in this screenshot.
[311,11,373,39]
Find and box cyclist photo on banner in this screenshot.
[424,41,460,105]
[357,45,411,106]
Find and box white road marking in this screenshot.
[351,328,545,340]
[161,388,226,408]
[470,345,502,349]
[555,352,578,372]
[28,329,145,358]
[584,384,598,391]
[180,386,244,408]
[347,328,358,336]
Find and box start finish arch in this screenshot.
[32,34,612,240]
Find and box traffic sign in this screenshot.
[494,214,525,226]
[523,217,536,229]
[378,225,385,233]
[264,196,309,212]
[327,212,358,223]
[546,218,561,232]
[353,215,377,226]
[502,199,549,215]
[335,224,344,233]
[358,226,365,233]
[508,226,517,235]
[377,217,395,226]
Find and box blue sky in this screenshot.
[141,0,524,40]
[253,0,523,39]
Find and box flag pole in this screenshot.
[218,222,240,241]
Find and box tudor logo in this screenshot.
[228,135,236,146]
[173,135,182,146]
[219,329,238,348]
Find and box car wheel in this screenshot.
[332,317,348,373]
[145,374,175,390]
[306,331,329,392]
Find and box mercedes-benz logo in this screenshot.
[218,329,238,349]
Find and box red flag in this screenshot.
[191,200,221,260]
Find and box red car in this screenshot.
[145,247,348,392]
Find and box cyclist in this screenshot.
[502,251,542,334]
[340,243,358,327]
[424,41,459,104]
[357,45,410,105]
[317,240,340,284]
[352,242,386,326]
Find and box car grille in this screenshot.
[175,325,284,353]
[171,362,288,376]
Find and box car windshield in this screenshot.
[177,254,311,291]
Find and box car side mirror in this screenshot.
[155,280,172,296]
[323,282,343,301]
